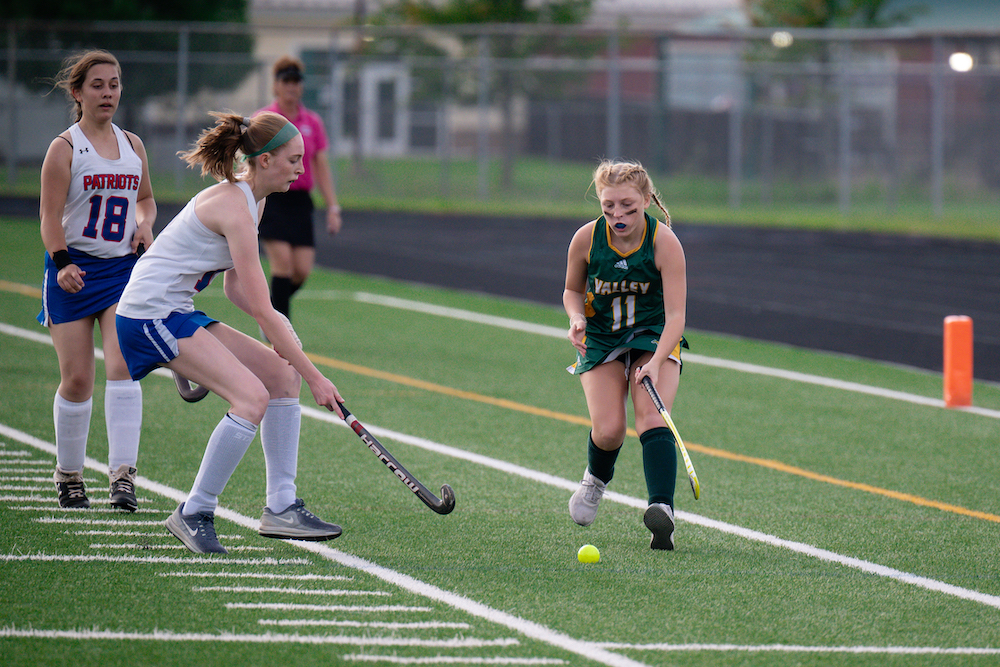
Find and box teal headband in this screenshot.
[244,121,300,158]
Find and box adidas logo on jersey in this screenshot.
[614,259,629,271]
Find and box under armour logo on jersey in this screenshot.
[614,259,628,271]
[79,147,89,154]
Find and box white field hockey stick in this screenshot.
[640,376,700,500]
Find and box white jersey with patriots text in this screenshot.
[61,122,143,258]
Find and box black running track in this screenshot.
[4,197,997,382]
[312,211,1000,383]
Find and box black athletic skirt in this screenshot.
[258,189,316,247]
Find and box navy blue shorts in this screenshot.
[37,248,137,326]
[116,310,217,381]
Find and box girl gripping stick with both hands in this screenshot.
[564,159,688,550]
[115,111,345,554]
[38,49,156,512]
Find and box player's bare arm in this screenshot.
[563,222,595,353]
[127,131,156,252]
[39,135,85,293]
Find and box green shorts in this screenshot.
[567,330,689,375]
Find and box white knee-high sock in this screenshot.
[261,398,300,513]
[105,380,142,470]
[183,414,257,516]
[54,394,91,473]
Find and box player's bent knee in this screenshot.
[591,424,626,449]
[264,363,301,400]
[230,384,271,424]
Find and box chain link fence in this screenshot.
[3,20,999,214]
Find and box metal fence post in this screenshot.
[440,57,453,198]
[174,26,190,191]
[930,36,945,217]
[838,41,853,216]
[6,26,17,187]
[728,50,744,211]
[477,34,490,201]
[606,30,621,160]
[326,39,341,187]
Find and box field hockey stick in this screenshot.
[337,401,456,515]
[640,376,700,500]
[173,371,209,403]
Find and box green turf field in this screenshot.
[2,216,999,666]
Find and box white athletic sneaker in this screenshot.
[568,468,607,526]
[644,503,675,551]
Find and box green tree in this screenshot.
[4,1,253,127]
[3,0,246,22]
[747,0,925,28]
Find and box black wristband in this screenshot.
[52,250,73,270]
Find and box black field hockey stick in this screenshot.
[640,376,700,500]
[173,371,210,403]
[338,401,456,515]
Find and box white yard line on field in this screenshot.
[0,423,649,667]
[597,642,1000,656]
[0,627,519,648]
[5,305,1000,422]
[345,292,1000,419]
[298,405,1000,612]
[3,306,999,656]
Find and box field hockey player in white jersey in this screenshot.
[38,49,156,512]
[116,111,345,554]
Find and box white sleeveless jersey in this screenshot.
[62,123,143,258]
[117,181,260,320]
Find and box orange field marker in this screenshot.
[943,315,973,407]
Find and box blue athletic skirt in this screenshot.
[116,310,217,381]
[37,248,137,326]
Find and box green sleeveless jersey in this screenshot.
[584,212,664,339]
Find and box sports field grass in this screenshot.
[1,215,999,666]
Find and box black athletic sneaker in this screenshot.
[259,499,342,541]
[109,465,138,512]
[644,503,676,551]
[54,467,90,509]
[165,503,227,554]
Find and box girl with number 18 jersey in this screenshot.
[37,50,156,513]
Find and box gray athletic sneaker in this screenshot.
[166,503,227,554]
[568,468,606,526]
[109,464,138,512]
[259,498,342,541]
[54,467,90,508]
[644,502,675,551]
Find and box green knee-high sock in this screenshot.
[587,433,621,484]
[640,427,677,507]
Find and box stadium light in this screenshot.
[949,52,974,72]
[771,31,794,48]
